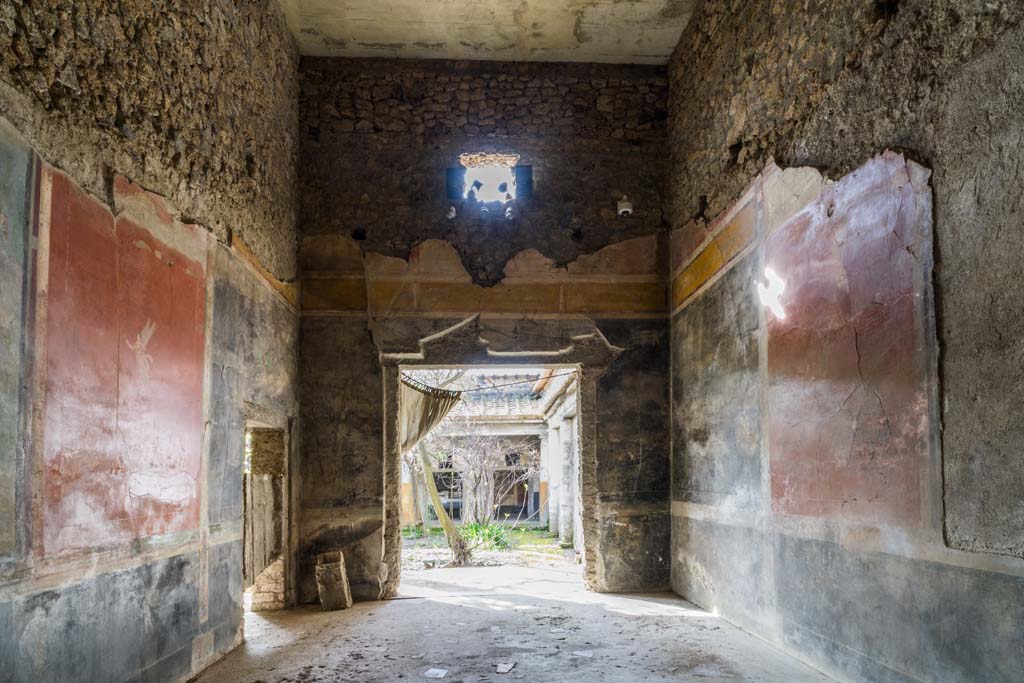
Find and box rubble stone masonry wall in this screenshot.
[1,0,300,279]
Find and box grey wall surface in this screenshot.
[931,24,1024,559]
[671,257,762,514]
[298,314,385,602]
[593,318,671,591]
[774,533,1024,683]
[0,551,202,682]
[205,241,299,643]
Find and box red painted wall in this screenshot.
[766,155,932,527]
[41,169,207,554]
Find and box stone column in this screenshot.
[558,416,575,547]
[547,422,561,533]
[571,414,584,553]
[538,432,549,525]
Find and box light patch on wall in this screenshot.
[756,267,786,320]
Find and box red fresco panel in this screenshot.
[766,153,932,527]
[42,170,205,555]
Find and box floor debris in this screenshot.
[496,661,517,673]
[193,564,832,683]
[423,668,448,678]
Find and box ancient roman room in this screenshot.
[0,1,1021,681]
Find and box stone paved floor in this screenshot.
[195,564,831,682]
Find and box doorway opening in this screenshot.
[378,315,620,597]
[243,424,288,612]
[398,366,584,582]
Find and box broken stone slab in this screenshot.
[315,550,353,611]
[423,668,448,678]
[496,661,517,674]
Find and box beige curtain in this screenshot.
[399,377,461,454]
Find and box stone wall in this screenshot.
[668,7,1024,678]
[667,0,1024,561]
[591,318,671,590]
[668,151,1023,683]
[297,58,672,594]
[0,117,299,681]
[299,58,667,285]
[298,314,385,602]
[671,150,1024,682]
[298,233,671,598]
[0,1,300,678]
[0,0,300,280]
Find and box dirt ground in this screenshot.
[195,550,831,683]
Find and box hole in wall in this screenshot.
[693,195,709,224]
[728,141,744,167]
[351,228,367,241]
[874,0,900,19]
[460,153,520,203]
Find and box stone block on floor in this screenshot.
[315,551,353,611]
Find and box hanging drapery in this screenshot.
[399,375,462,454]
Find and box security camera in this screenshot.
[617,196,634,217]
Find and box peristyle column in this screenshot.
[558,416,575,547]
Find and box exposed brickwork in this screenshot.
[0,0,299,279]
[300,58,668,286]
[250,558,286,611]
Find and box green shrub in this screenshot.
[462,522,511,550]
